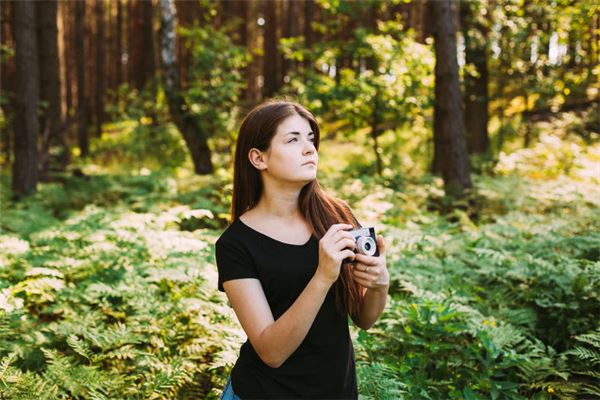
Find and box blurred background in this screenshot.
[0,0,599,399]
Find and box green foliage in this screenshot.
[1,153,599,399]
[0,177,242,398]
[88,120,188,172]
[494,132,600,183]
[179,24,249,142]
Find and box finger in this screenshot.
[334,238,356,252]
[354,253,379,266]
[376,235,386,256]
[324,224,353,239]
[333,230,354,244]
[352,274,375,287]
[352,265,377,278]
[340,249,356,263]
[330,223,353,232]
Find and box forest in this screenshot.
[0,0,599,398]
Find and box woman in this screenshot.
[215,98,389,399]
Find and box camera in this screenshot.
[342,227,379,264]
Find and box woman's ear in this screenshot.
[248,148,267,171]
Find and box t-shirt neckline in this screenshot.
[236,218,316,247]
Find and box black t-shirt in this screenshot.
[215,218,358,399]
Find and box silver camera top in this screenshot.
[345,226,379,259]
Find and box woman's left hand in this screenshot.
[350,235,389,291]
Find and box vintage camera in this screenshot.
[342,227,379,265]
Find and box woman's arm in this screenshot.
[352,285,389,330]
[224,273,333,369]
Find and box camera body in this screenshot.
[342,227,379,265]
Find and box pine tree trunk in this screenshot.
[1,0,15,165]
[75,0,89,157]
[116,0,123,87]
[12,0,39,197]
[263,0,278,98]
[95,0,105,138]
[431,0,472,198]
[142,0,157,124]
[461,0,489,155]
[37,0,66,177]
[158,0,213,175]
[246,0,262,104]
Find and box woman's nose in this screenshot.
[303,141,315,154]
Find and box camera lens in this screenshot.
[356,236,376,256]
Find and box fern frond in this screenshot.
[67,334,93,361]
[0,351,17,381]
[574,331,600,349]
[564,346,600,366]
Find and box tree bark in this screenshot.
[263,0,279,98]
[142,0,157,124]
[37,0,67,176]
[11,0,39,197]
[430,0,472,198]
[75,0,89,157]
[116,0,123,87]
[1,0,15,165]
[158,0,213,175]
[460,0,489,155]
[246,0,261,104]
[95,0,105,137]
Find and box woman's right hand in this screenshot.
[316,223,356,285]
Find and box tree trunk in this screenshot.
[61,1,73,115]
[37,0,67,177]
[460,0,489,155]
[116,0,123,87]
[371,87,384,177]
[75,0,89,157]
[431,0,472,198]
[95,0,105,138]
[158,0,213,175]
[281,0,300,84]
[1,0,15,165]
[246,0,261,104]
[12,0,39,197]
[141,0,157,124]
[263,0,278,98]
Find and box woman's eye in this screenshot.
[288,138,297,143]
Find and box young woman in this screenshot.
[215,98,390,399]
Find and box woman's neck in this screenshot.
[253,184,304,221]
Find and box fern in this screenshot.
[566,346,600,366]
[67,334,94,361]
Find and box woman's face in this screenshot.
[250,114,318,185]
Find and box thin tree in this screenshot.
[460,0,490,155]
[158,0,213,174]
[263,0,279,98]
[11,0,39,197]
[37,0,65,177]
[1,0,15,164]
[430,0,472,198]
[95,0,105,137]
[75,0,89,157]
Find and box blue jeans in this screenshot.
[219,375,241,400]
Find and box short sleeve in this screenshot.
[215,236,259,292]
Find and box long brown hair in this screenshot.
[230,97,364,318]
